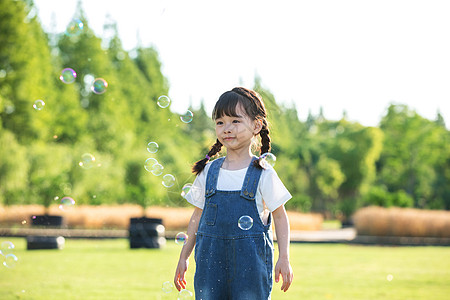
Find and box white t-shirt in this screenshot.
[184,161,292,225]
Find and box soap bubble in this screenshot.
[0,241,14,256]
[83,74,95,85]
[180,110,194,123]
[387,274,394,281]
[60,68,77,84]
[151,163,164,176]
[259,152,276,169]
[59,197,75,211]
[3,254,18,268]
[175,232,188,245]
[238,215,253,230]
[147,142,159,153]
[33,99,45,111]
[91,78,108,94]
[162,281,174,293]
[4,103,14,114]
[65,19,83,36]
[162,174,176,188]
[178,289,193,299]
[79,153,96,169]
[144,158,158,172]
[180,183,192,197]
[157,95,170,108]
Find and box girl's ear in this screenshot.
[253,119,263,135]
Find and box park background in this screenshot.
[0,0,449,299]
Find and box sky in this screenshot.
[33,0,450,128]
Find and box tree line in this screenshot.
[1,0,448,220]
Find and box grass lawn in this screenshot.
[0,237,449,299]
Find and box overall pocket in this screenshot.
[204,203,217,226]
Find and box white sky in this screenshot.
[33,0,450,128]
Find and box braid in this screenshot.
[260,127,271,154]
[254,124,271,169]
[192,139,223,175]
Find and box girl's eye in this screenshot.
[232,120,240,123]
[216,121,223,125]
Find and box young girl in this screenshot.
[174,87,293,299]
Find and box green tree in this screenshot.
[378,104,449,208]
[316,119,383,219]
[0,0,58,142]
[0,129,29,205]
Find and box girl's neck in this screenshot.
[222,150,253,170]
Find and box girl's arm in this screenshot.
[272,205,294,292]
[174,207,202,291]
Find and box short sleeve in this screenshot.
[259,167,292,212]
[183,163,211,209]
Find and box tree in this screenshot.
[0,129,29,205]
[0,0,58,142]
[316,119,383,219]
[378,104,449,208]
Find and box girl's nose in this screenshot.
[223,123,233,133]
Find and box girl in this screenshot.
[174,87,293,299]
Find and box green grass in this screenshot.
[1,238,449,299]
[321,220,342,230]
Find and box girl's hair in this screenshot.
[192,87,271,175]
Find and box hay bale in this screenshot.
[353,206,450,238]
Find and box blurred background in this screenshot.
[1,1,449,299]
[0,0,449,225]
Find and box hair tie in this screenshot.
[205,154,211,160]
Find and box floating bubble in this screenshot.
[180,183,192,197]
[178,289,193,299]
[60,68,77,84]
[21,220,26,225]
[157,95,170,108]
[144,158,158,172]
[33,99,45,111]
[162,174,175,187]
[175,232,188,245]
[162,281,174,293]
[4,103,15,114]
[91,78,108,94]
[238,215,253,230]
[59,196,75,211]
[79,153,96,169]
[83,74,95,85]
[151,163,164,176]
[65,19,84,36]
[147,142,159,153]
[387,274,394,281]
[116,51,126,61]
[180,110,194,123]
[259,152,276,169]
[3,254,18,268]
[0,241,14,256]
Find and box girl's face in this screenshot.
[215,103,262,152]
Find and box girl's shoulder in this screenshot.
[260,164,283,183]
[196,160,214,180]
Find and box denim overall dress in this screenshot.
[194,157,274,300]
